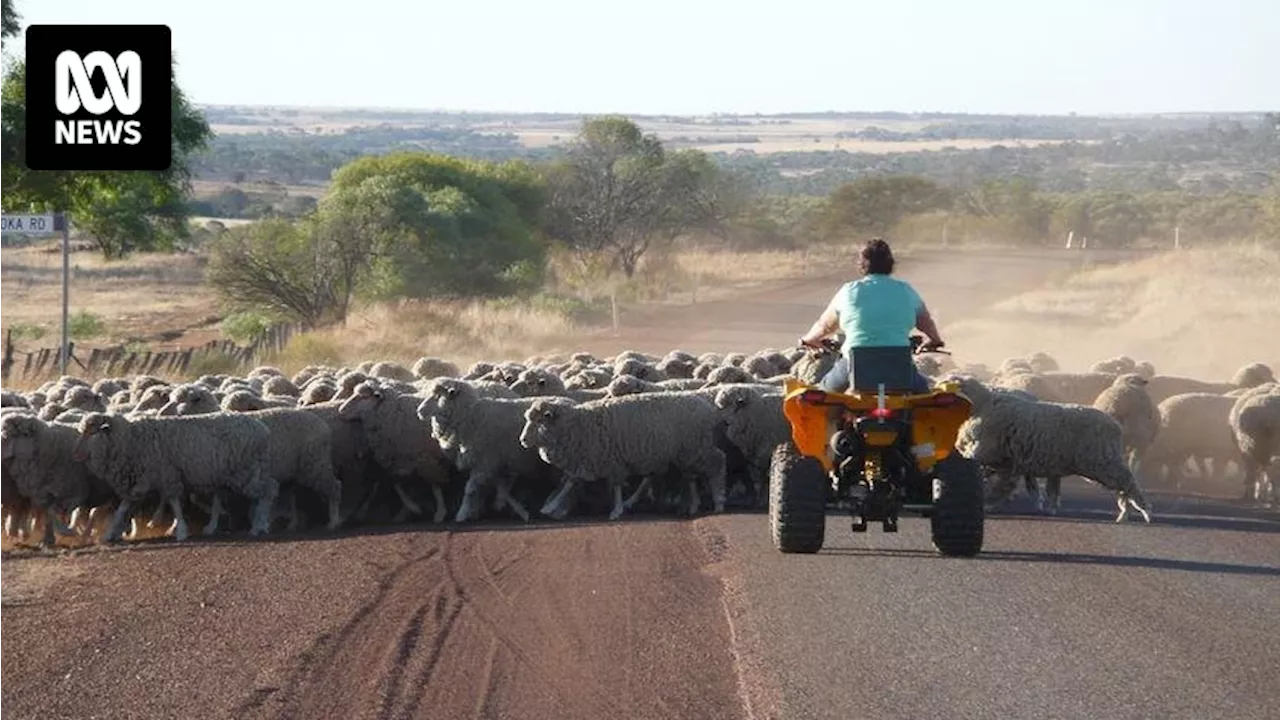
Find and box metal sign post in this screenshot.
[0,212,70,373]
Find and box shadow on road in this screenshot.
[815,547,1280,577]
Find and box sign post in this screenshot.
[1,212,70,373]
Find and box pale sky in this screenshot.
[4,0,1276,115]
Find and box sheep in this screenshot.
[417,378,568,523]
[712,385,789,507]
[338,382,454,523]
[248,365,285,379]
[1229,385,1280,503]
[1090,356,1137,375]
[130,384,173,415]
[605,375,706,397]
[157,384,222,417]
[1,414,112,547]
[332,371,371,401]
[261,375,300,399]
[614,357,667,383]
[952,377,1152,523]
[1,391,30,408]
[996,371,1117,405]
[462,361,495,381]
[565,367,613,390]
[1026,351,1059,373]
[703,365,754,386]
[723,352,747,367]
[412,356,459,380]
[519,392,728,521]
[998,358,1035,376]
[1092,373,1160,477]
[298,380,338,405]
[91,378,128,400]
[369,360,417,383]
[1143,393,1241,490]
[508,368,609,402]
[790,348,837,386]
[221,390,296,413]
[1232,363,1275,389]
[1144,376,1237,406]
[656,356,697,379]
[72,411,276,542]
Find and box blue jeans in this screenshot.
[819,353,932,394]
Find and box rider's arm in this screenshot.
[915,302,944,346]
[800,305,839,347]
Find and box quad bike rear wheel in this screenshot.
[768,441,827,553]
[929,453,985,557]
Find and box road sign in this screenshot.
[0,213,62,234]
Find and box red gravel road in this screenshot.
[2,521,748,720]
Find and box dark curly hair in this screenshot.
[858,237,895,275]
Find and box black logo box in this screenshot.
[24,24,172,172]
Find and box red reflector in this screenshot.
[868,407,893,419]
[799,390,827,404]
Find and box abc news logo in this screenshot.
[25,25,172,171]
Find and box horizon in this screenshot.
[3,0,1277,116]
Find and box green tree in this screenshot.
[205,217,341,328]
[1,3,214,259]
[324,152,548,299]
[816,175,953,240]
[543,116,700,277]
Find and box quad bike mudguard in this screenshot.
[780,377,973,473]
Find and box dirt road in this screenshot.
[4,247,1277,720]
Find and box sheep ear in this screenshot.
[735,395,747,406]
[446,386,458,396]
[536,378,546,386]
[98,420,112,433]
[541,407,555,419]
[372,389,383,399]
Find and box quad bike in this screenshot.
[768,335,985,557]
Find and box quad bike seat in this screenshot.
[848,346,917,393]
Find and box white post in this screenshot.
[1174,226,1181,250]
[610,289,619,337]
[1065,230,1074,249]
[1081,235,1089,250]
[59,212,70,375]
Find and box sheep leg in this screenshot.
[456,472,492,523]
[609,481,626,520]
[623,477,654,510]
[539,478,575,518]
[1045,477,1063,515]
[247,475,279,537]
[102,498,136,543]
[203,493,224,536]
[145,500,167,529]
[430,485,448,524]
[541,479,577,520]
[497,483,531,523]
[685,480,700,516]
[167,495,190,542]
[286,488,301,532]
[392,482,423,518]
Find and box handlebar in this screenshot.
[799,336,951,356]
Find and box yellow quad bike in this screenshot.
[769,337,984,557]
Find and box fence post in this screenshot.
[610,290,620,337]
[1065,230,1074,249]
[1,329,12,383]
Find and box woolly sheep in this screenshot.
[564,367,613,390]
[614,358,666,383]
[996,371,1117,405]
[91,378,128,400]
[2,414,111,546]
[369,361,417,383]
[332,371,371,401]
[417,378,567,523]
[712,385,788,507]
[412,356,459,380]
[298,380,338,405]
[953,377,1151,522]
[1,391,30,408]
[1090,356,1137,375]
[519,392,727,520]
[221,390,296,413]
[723,352,747,367]
[1026,352,1059,373]
[248,365,285,379]
[605,375,706,397]
[1143,376,1236,406]
[1092,373,1160,476]
[1232,363,1275,389]
[509,368,609,402]
[790,349,836,385]
[1143,392,1241,491]
[158,384,222,417]
[261,375,300,398]
[72,411,276,542]
[704,365,753,387]
[1228,386,1280,503]
[338,382,454,523]
[656,356,697,379]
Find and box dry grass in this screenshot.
[259,245,840,372]
[944,242,1280,380]
[0,244,220,350]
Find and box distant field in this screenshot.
[205,108,1081,155]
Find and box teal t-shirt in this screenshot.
[827,274,923,353]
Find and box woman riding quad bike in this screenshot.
[798,237,944,394]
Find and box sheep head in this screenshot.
[509,369,563,397]
[159,385,219,417]
[519,398,573,451]
[713,386,756,417]
[338,381,386,420]
[1,413,43,461]
[415,378,474,422]
[72,412,120,463]
[1113,373,1149,389]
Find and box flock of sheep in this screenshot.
[2,344,1277,549]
